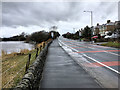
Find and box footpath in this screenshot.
[39,39,101,88]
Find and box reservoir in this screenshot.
[0,41,34,56]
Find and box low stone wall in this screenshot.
[14,41,52,90]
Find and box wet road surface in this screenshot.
[59,37,120,73]
[39,39,102,88]
[58,37,119,88]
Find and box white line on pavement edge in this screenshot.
[58,39,120,75]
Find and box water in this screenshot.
[0,41,34,56]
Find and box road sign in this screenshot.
[79,31,81,36]
[51,32,54,38]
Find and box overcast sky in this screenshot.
[1,0,119,37]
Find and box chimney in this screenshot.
[107,20,111,23]
[97,23,99,26]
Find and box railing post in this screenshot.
[40,45,42,52]
[43,42,45,48]
[25,53,31,73]
[36,48,39,58]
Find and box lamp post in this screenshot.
[84,11,93,27]
[84,11,93,42]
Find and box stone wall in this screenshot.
[14,41,52,90]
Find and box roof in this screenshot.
[106,22,114,25]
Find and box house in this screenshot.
[114,21,120,35]
[94,20,116,36]
[115,21,120,30]
[94,23,100,35]
[99,24,106,36]
[105,20,115,32]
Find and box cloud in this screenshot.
[1,1,118,37]
[2,2,80,26]
[118,1,120,21]
[1,25,50,37]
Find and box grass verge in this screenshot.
[101,41,120,48]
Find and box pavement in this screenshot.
[39,39,102,88]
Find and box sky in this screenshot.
[1,0,119,37]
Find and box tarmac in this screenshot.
[39,39,101,88]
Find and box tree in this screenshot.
[62,32,79,40]
[27,31,49,43]
[2,32,27,41]
[82,26,92,39]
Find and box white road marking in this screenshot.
[58,39,120,75]
[66,40,120,56]
[103,51,120,56]
[82,54,120,74]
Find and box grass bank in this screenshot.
[2,49,37,88]
[1,40,48,88]
[101,41,120,48]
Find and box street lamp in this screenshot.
[84,10,94,42]
[84,11,93,27]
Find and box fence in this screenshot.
[2,40,52,89]
[14,40,52,90]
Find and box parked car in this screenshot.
[104,35,112,39]
[104,33,119,39]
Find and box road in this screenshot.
[58,36,120,88]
